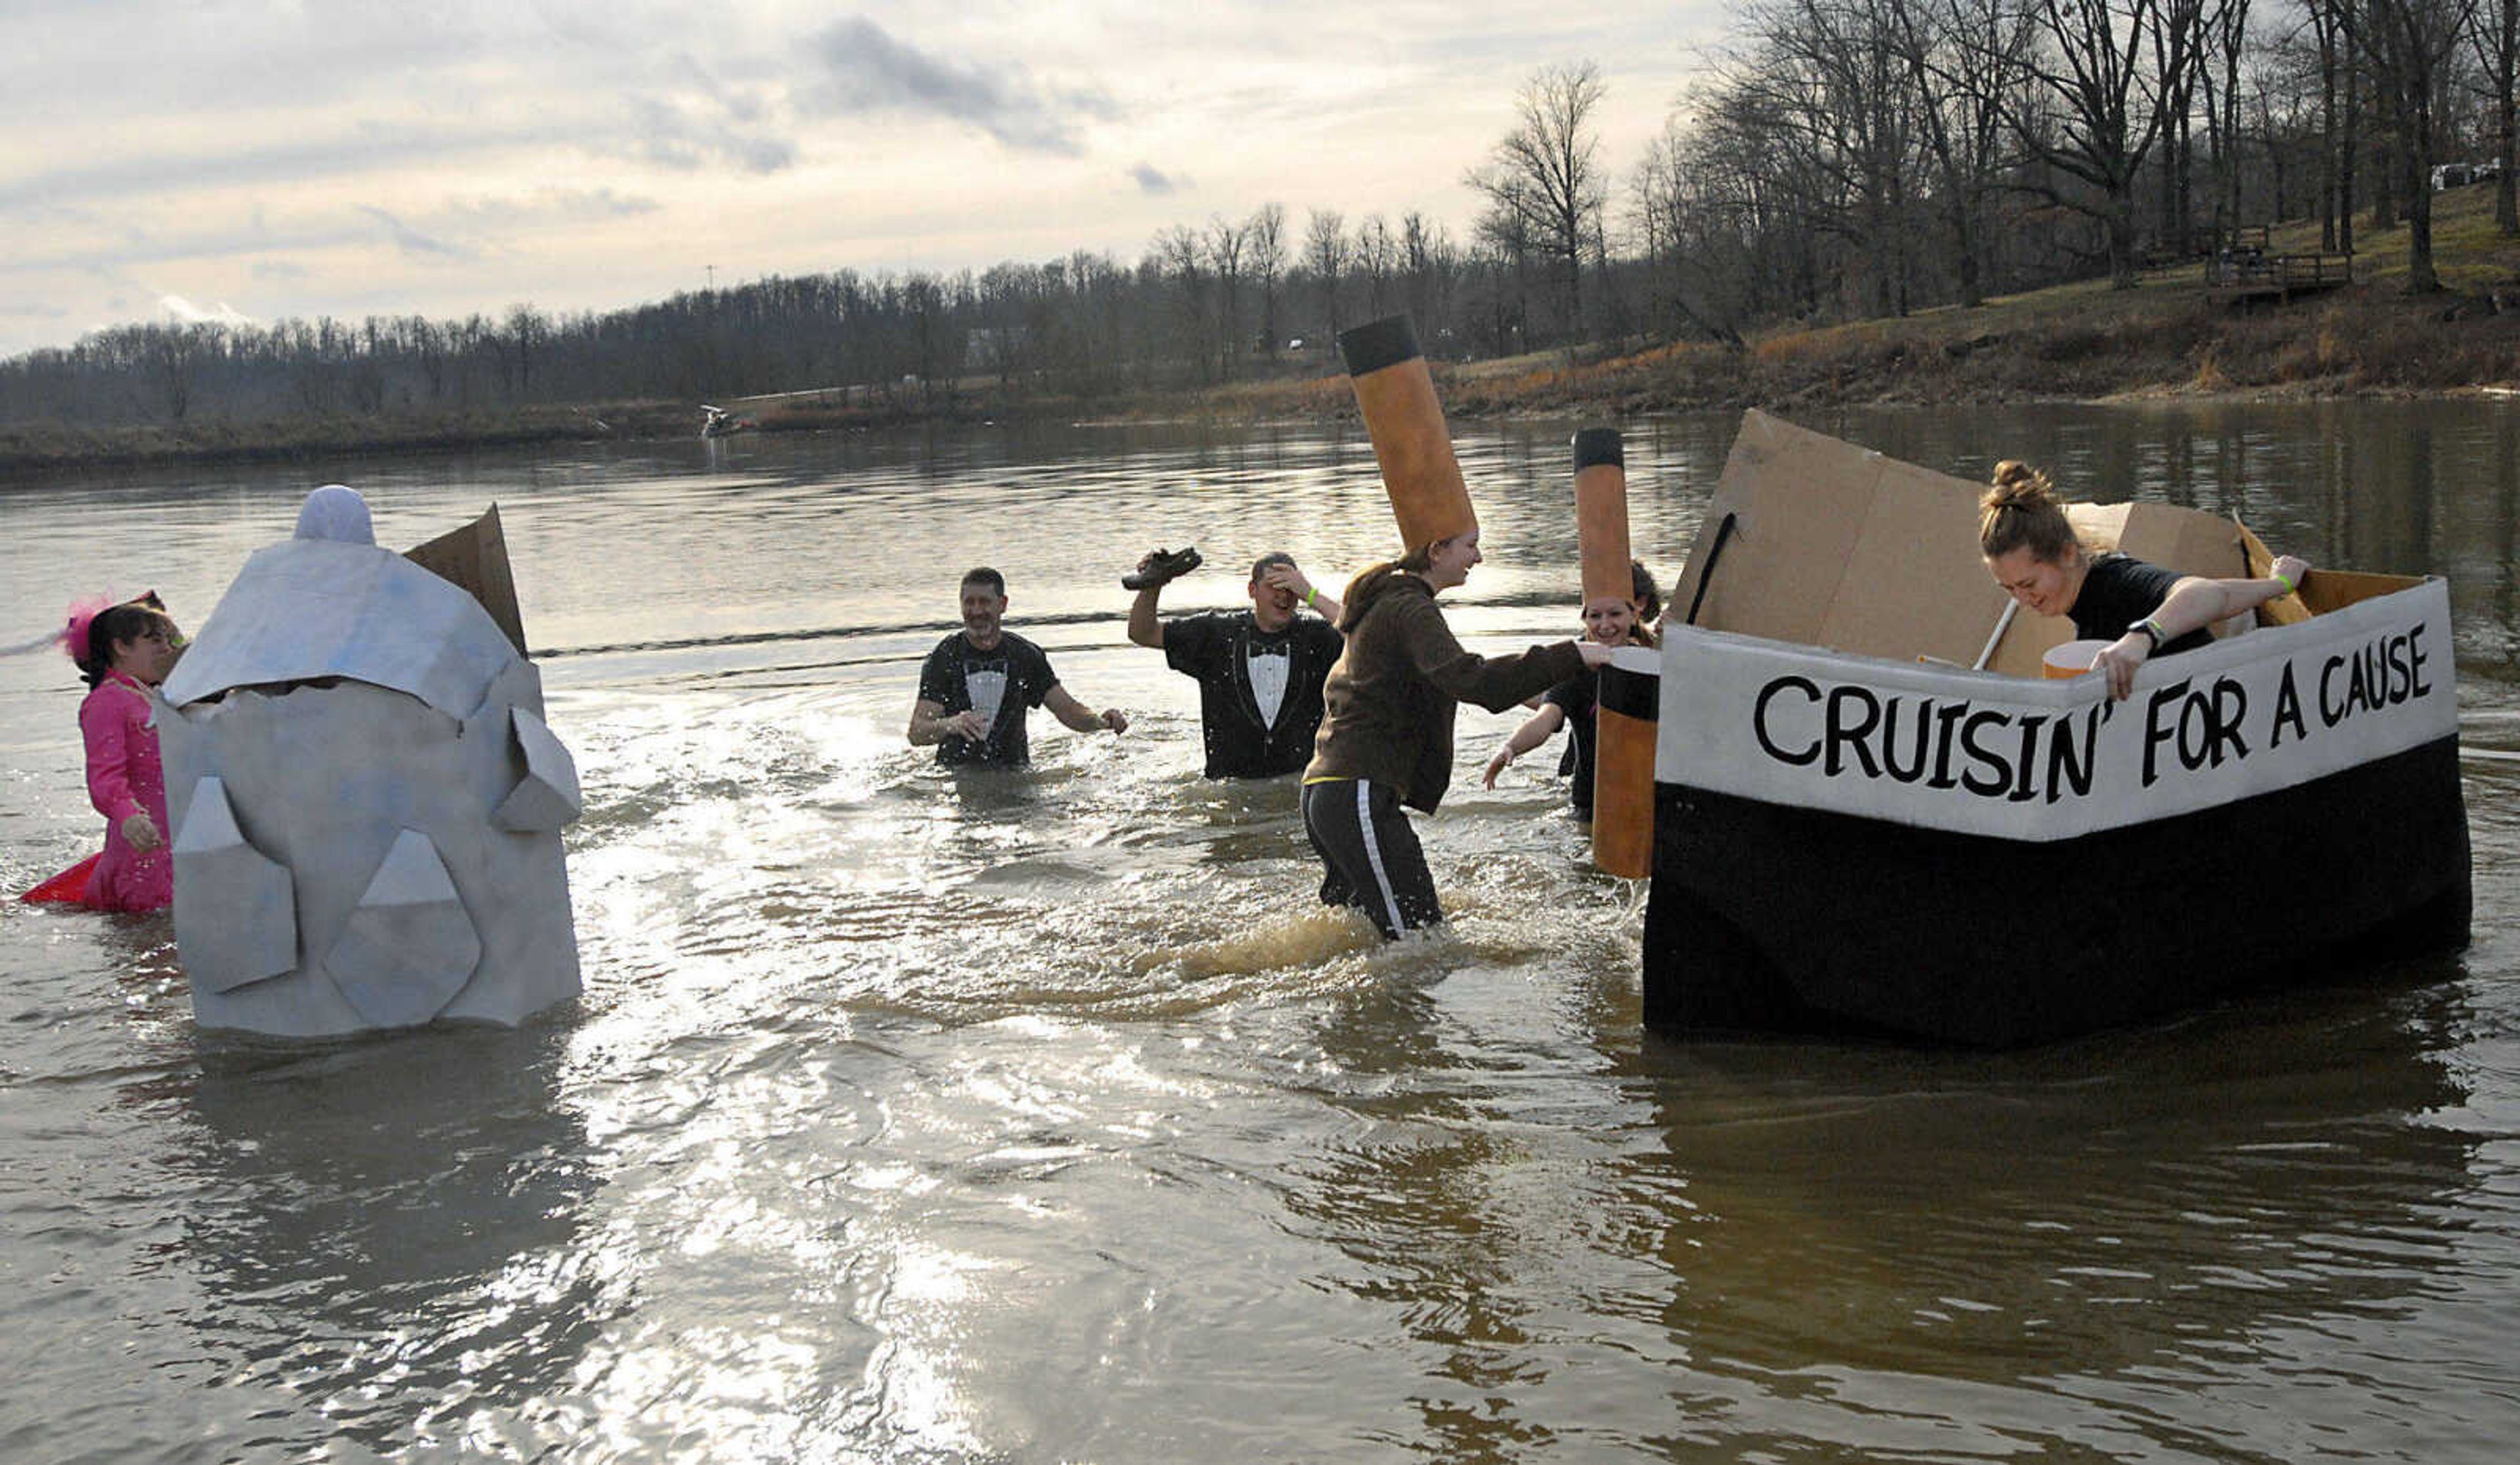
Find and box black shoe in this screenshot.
[1122,545,1202,590]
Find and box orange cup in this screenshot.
[2043,639,2114,678]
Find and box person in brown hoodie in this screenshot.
[1299,528,1609,939]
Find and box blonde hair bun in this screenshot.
[1981,460,2057,514]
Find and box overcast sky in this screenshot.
[1,2,1727,359]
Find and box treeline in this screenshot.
[4,0,2514,433]
[1625,0,2518,337]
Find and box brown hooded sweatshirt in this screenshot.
[1304,572,1586,812]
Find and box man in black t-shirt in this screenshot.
[909,567,1127,767]
[1127,551,1345,778]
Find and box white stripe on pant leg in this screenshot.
[1354,781,1407,934]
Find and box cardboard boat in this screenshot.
[1641,412,2470,1046]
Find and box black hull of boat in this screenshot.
[1642,735,2471,1047]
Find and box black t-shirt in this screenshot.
[1163,610,1343,777]
[1543,671,1600,817]
[917,630,1059,766]
[2070,553,2213,656]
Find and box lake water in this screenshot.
[4,402,2519,1462]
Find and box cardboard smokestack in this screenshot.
[1574,427,1632,613]
[1592,646,1659,880]
[1337,316,1478,551]
[1574,429,1655,880]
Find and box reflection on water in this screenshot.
[169,1029,604,1454]
[3,402,2520,1461]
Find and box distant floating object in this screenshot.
[700,404,753,439]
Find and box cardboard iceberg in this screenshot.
[156,490,581,1037]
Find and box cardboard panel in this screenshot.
[1675,411,1880,645]
[1820,465,2017,665]
[1686,412,2320,681]
[406,503,528,655]
[2300,568,2424,615]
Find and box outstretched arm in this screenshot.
[1044,683,1127,735]
[2090,553,2311,700]
[1483,705,1569,788]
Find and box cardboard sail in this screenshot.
[405,503,528,656]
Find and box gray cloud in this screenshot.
[614,93,797,173]
[359,205,471,260]
[803,16,1118,156]
[252,260,310,281]
[1129,163,1186,195]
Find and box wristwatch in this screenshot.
[2126,618,2164,652]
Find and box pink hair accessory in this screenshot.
[62,591,120,667]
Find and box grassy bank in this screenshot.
[12,188,2520,478]
[1185,183,2520,423]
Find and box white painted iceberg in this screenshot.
[156,488,582,1037]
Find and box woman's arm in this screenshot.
[2090,553,2311,700]
[1396,596,1591,711]
[80,692,159,849]
[1482,706,1568,788]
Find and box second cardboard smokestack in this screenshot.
[1337,316,1478,552]
[1591,646,1659,880]
[1576,427,1657,880]
[1574,427,1631,613]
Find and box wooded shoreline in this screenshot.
[10,266,2520,481]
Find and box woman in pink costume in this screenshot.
[56,594,183,911]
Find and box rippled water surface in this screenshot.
[5,402,2519,1462]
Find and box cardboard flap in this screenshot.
[1678,411,2307,678]
[406,503,527,656]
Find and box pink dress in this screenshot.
[79,671,173,912]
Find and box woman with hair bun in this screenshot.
[1980,461,2309,700]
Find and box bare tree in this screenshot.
[1206,215,1248,379]
[1303,208,1349,347]
[2366,0,2481,290]
[2470,0,2519,230]
[1399,211,1459,341]
[1466,60,1610,341]
[1247,203,1287,356]
[2007,0,2179,286]
[1883,0,2039,307]
[1356,214,1398,316]
[1155,225,1211,381]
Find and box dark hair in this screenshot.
[78,601,175,689]
[1337,543,1439,633]
[1624,561,1663,648]
[1249,551,1295,583]
[960,566,1007,597]
[1979,461,2080,564]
